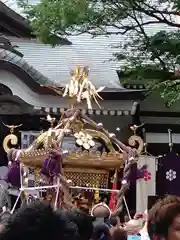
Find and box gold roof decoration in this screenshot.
[63,66,105,109]
[20,149,123,169]
[20,109,125,169]
[2,122,22,153]
[42,65,105,109]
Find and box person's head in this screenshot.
[110,227,127,240]
[109,216,118,227]
[65,208,93,240]
[124,219,142,235]
[0,202,78,240]
[92,223,111,240]
[91,203,111,218]
[148,195,180,240]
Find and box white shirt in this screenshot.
[140,230,150,240]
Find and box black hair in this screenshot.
[109,217,118,227]
[148,195,180,239]
[92,223,110,240]
[64,208,93,240]
[0,202,78,240]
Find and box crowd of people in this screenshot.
[0,195,179,240]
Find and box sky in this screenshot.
[1,0,177,36]
[1,0,39,14]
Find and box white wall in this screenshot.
[146,132,180,144]
[0,70,134,111]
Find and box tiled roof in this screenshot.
[1,48,52,85]
[1,0,173,89]
[9,36,122,88]
[1,0,123,88]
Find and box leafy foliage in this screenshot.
[18,0,180,106]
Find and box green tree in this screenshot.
[19,0,180,106]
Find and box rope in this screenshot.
[115,158,137,214]
[70,186,120,192]
[20,185,120,193]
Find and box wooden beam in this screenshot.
[140,111,180,118]
[147,143,180,155]
[145,124,180,134]
[0,21,25,38]
[0,2,30,30]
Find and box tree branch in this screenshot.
[151,10,180,16]
[134,3,180,28]
[65,20,162,36]
[130,10,168,71]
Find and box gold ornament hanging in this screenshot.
[2,122,22,153]
[129,124,144,155]
[94,182,100,203]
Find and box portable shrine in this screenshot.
[4,66,144,213]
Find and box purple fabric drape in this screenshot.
[41,156,60,178]
[7,161,20,188]
[156,152,180,196]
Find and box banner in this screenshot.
[156,152,180,196]
[136,155,156,212]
